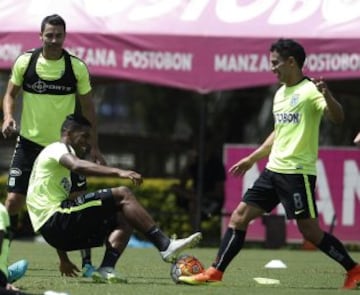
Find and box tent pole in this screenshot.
[194,93,207,232]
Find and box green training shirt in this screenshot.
[0,203,10,278]
[266,78,327,175]
[11,52,92,146]
[27,142,75,231]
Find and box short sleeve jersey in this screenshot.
[27,142,75,231]
[266,78,327,175]
[0,203,10,278]
[11,52,92,146]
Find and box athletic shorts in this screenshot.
[243,168,317,220]
[39,189,117,251]
[0,270,6,288]
[7,136,87,194]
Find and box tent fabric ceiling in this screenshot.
[0,0,360,93]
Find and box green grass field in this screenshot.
[10,240,360,295]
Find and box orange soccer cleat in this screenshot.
[343,264,360,290]
[178,266,223,285]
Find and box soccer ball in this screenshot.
[170,254,205,284]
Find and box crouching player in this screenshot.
[26,114,202,283]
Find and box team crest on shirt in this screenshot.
[290,94,299,106]
[60,177,71,193]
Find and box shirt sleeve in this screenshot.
[309,84,327,113]
[10,53,31,86]
[49,142,76,163]
[71,58,92,95]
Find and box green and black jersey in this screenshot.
[11,50,92,146]
[266,78,327,176]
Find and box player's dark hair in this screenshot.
[41,14,66,33]
[61,114,91,134]
[270,38,306,69]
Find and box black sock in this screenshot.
[317,232,357,271]
[212,228,246,272]
[145,226,170,251]
[80,249,92,267]
[100,243,121,268]
[10,215,19,236]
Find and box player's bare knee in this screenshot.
[112,186,136,202]
[5,193,25,215]
[229,208,248,228]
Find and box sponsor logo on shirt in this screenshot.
[27,80,72,93]
[61,177,71,193]
[290,94,300,106]
[274,112,301,124]
[9,168,22,177]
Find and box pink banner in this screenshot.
[1,0,360,92]
[223,145,360,243]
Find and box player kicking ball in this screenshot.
[179,38,360,289]
[26,114,201,283]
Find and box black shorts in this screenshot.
[0,270,6,288]
[7,136,87,194]
[243,168,317,220]
[39,189,117,251]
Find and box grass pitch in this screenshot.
[10,239,359,295]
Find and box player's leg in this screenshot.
[69,172,96,278]
[79,249,94,277]
[92,220,132,284]
[279,173,360,289]
[297,217,360,289]
[6,137,42,233]
[180,202,264,285]
[5,138,39,282]
[179,169,278,285]
[39,191,131,283]
[110,186,202,263]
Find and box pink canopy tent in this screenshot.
[1,0,360,93]
[1,0,360,232]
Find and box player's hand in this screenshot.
[229,157,254,177]
[120,170,143,186]
[59,260,80,277]
[2,117,17,138]
[6,283,19,291]
[312,77,329,96]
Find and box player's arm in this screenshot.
[229,131,275,177]
[313,78,344,124]
[60,153,143,186]
[56,249,79,277]
[77,91,106,165]
[2,81,21,138]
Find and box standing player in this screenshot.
[26,114,202,282]
[179,38,360,289]
[1,14,108,276]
